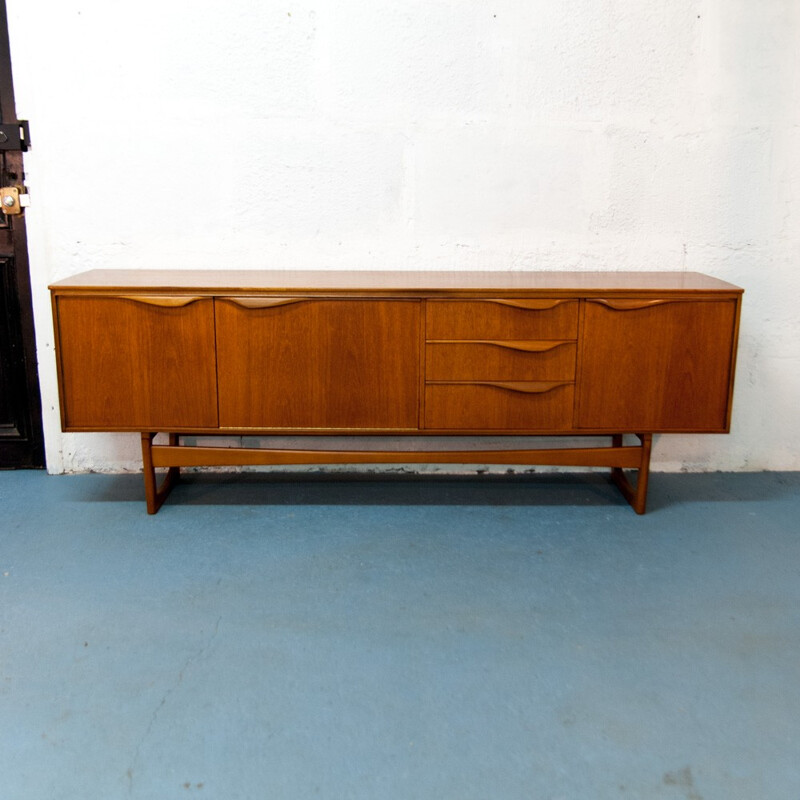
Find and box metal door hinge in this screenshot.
[1,186,30,215]
[0,121,30,151]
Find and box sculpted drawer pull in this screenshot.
[220,297,307,309]
[478,299,571,311]
[429,380,572,394]
[429,339,573,353]
[588,299,682,311]
[116,295,205,308]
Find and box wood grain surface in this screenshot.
[55,296,218,430]
[577,298,739,431]
[215,298,420,429]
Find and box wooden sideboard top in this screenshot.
[50,269,743,296]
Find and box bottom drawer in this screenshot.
[424,382,574,431]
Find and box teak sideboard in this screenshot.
[49,270,743,514]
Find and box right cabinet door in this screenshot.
[577,298,739,432]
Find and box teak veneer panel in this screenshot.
[426,340,577,382]
[54,295,218,430]
[426,299,578,339]
[425,382,574,430]
[50,269,741,295]
[215,298,419,430]
[577,298,739,431]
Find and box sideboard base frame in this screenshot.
[140,432,653,515]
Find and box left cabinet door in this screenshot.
[54,295,219,431]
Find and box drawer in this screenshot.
[426,299,578,339]
[426,340,576,381]
[424,381,574,430]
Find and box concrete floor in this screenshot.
[1,469,799,800]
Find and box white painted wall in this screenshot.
[6,0,800,474]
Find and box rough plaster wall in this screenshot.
[6,0,800,474]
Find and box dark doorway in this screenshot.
[0,0,44,468]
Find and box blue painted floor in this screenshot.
[2,469,799,800]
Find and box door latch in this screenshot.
[0,121,30,151]
[1,186,30,216]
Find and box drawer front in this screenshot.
[426,340,576,381]
[426,299,578,339]
[424,381,574,431]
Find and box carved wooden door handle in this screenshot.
[429,380,572,394]
[476,299,571,311]
[219,297,307,309]
[429,339,573,353]
[587,299,683,311]
[116,295,205,308]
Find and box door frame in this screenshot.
[0,0,44,468]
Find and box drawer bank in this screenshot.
[49,270,743,514]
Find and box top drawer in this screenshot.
[426,299,578,340]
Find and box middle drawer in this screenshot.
[426,340,576,381]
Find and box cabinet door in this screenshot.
[55,295,218,430]
[216,298,420,429]
[577,298,738,432]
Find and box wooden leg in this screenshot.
[610,434,653,514]
[141,433,181,515]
